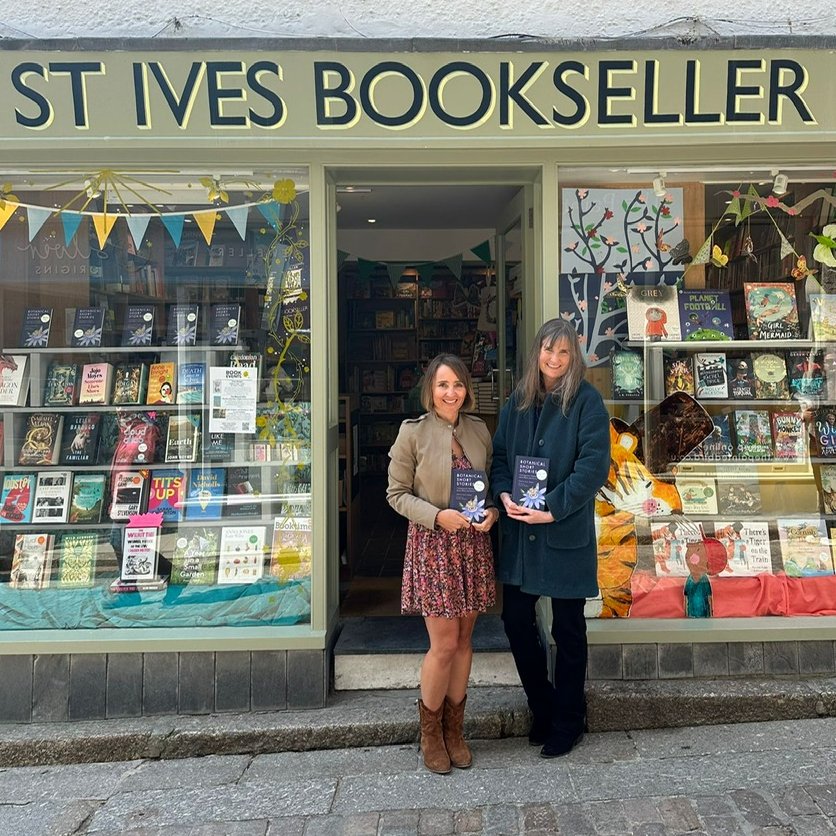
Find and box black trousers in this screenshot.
[501,583,587,731]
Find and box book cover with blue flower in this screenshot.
[121,305,156,346]
[512,456,550,510]
[19,308,53,348]
[70,307,105,348]
[166,304,200,346]
[450,468,488,523]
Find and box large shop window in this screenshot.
[558,171,836,620]
[0,170,312,629]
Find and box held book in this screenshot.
[712,521,773,576]
[269,517,312,582]
[57,531,98,588]
[170,527,218,585]
[777,517,835,576]
[68,473,106,524]
[164,414,201,463]
[31,470,72,525]
[209,303,241,346]
[166,303,200,346]
[112,363,149,405]
[743,282,800,340]
[147,468,186,523]
[43,362,80,406]
[450,468,488,523]
[70,307,106,347]
[0,473,36,525]
[751,352,790,400]
[0,354,30,407]
[694,352,728,399]
[78,362,114,405]
[121,526,160,582]
[185,467,226,520]
[176,362,206,405]
[511,456,550,510]
[109,470,149,521]
[19,413,64,465]
[727,356,756,399]
[19,308,53,348]
[9,533,55,589]
[678,289,734,341]
[664,355,695,397]
[610,349,644,400]
[147,362,177,405]
[625,284,681,341]
[121,304,156,347]
[219,524,266,584]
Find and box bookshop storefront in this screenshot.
[0,40,835,722]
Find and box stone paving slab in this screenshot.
[118,754,252,793]
[0,798,98,836]
[0,759,142,803]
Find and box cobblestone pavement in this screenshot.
[0,717,834,835]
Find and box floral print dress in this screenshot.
[401,453,496,618]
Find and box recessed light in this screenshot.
[367,218,377,224]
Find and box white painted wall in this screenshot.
[0,1,831,40]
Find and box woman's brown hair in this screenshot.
[420,353,476,413]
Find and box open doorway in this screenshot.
[335,182,527,616]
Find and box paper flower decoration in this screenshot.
[0,181,19,209]
[272,179,296,203]
[200,176,229,203]
[811,224,836,268]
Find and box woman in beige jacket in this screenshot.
[387,353,499,774]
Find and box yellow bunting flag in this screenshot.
[193,210,218,245]
[92,212,118,249]
[0,201,18,231]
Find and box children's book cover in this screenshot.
[121,304,156,347]
[733,410,773,459]
[809,294,836,342]
[650,520,690,577]
[112,363,148,405]
[70,307,106,347]
[684,413,734,461]
[678,289,734,341]
[19,308,53,348]
[176,362,206,405]
[511,456,550,510]
[727,356,756,399]
[43,362,79,406]
[712,520,773,576]
[57,531,98,587]
[0,354,29,406]
[147,468,186,522]
[219,525,266,584]
[0,473,35,524]
[450,469,488,523]
[209,303,241,346]
[146,362,176,405]
[664,355,695,396]
[786,349,825,398]
[165,303,200,346]
[819,464,836,514]
[717,480,762,514]
[694,352,728,399]
[68,473,106,524]
[170,527,218,585]
[751,352,790,400]
[770,410,807,461]
[676,477,719,515]
[32,470,72,524]
[814,406,836,457]
[744,282,800,340]
[59,413,102,466]
[269,517,312,582]
[19,413,64,465]
[10,533,54,589]
[611,350,644,400]
[185,467,226,520]
[777,517,835,576]
[626,284,681,341]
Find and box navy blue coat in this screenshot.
[491,380,611,599]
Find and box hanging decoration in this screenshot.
[385,263,405,290]
[193,209,218,245]
[811,224,836,268]
[61,212,84,247]
[125,214,152,251]
[161,214,185,249]
[92,212,118,249]
[26,206,51,241]
[226,205,249,241]
[200,176,229,204]
[0,200,16,231]
[471,240,492,264]
[442,254,463,279]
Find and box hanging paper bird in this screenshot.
[791,255,817,281]
[710,244,729,268]
[669,238,693,265]
[741,234,758,263]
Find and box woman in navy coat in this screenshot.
[491,318,610,758]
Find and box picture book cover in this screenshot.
[109,470,149,520]
[786,348,825,398]
[650,520,690,577]
[733,410,773,459]
[32,470,72,524]
[814,406,836,458]
[676,477,718,515]
[694,352,728,399]
[226,466,262,518]
[771,410,807,461]
[611,349,644,400]
[146,362,176,405]
[777,517,835,576]
[112,362,148,405]
[78,362,114,405]
[70,307,106,347]
[112,412,159,466]
[19,308,53,348]
[712,520,773,576]
[176,362,205,405]
[19,413,64,465]
[57,531,98,588]
[165,414,201,463]
[678,289,734,341]
[727,356,756,399]
[717,480,762,514]
[147,468,185,523]
[744,282,800,340]
[121,526,160,581]
[10,533,54,589]
[59,413,102,465]
[0,354,30,407]
[819,464,836,514]
[121,304,156,347]
[165,303,200,346]
[511,456,550,510]
[0,473,35,524]
[204,431,235,461]
[450,468,488,523]
[626,284,681,341]
[809,294,836,342]
[68,473,106,524]
[664,355,695,396]
[219,524,266,584]
[43,362,79,406]
[170,527,218,585]
[209,303,241,346]
[269,517,312,582]
[751,352,790,400]
[185,467,225,520]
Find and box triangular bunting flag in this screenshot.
[0,201,18,232]
[357,258,377,282]
[225,205,249,240]
[471,240,492,264]
[61,212,84,246]
[727,195,742,225]
[257,200,285,232]
[92,212,118,249]
[337,249,350,270]
[162,214,185,248]
[26,206,51,241]
[417,262,435,286]
[125,214,151,251]
[779,230,795,259]
[691,236,712,265]
[386,262,404,289]
[442,255,462,279]
[193,209,218,245]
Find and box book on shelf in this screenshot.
[78,362,114,405]
[751,352,790,400]
[717,479,762,514]
[776,517,835,576]
[19,308,53,348]
[626,284,681,341]
[0,354,29,407]
[32,470,72,525]
[112,362,149,406]
[218,525,266,584]
[712,520,773,576]
[727,356,756,399]
[109,470,150,521]
[68,473,106,524]
[678,289,734,341]
[121,304,156,347]
[694,352,728,399]
[743,282,800,340]
[165,303,200,346]
[146,362,176,405]
[733,410,773,459]
[269,516,312,582]
[0,473,35,524]
[170,527,218,585]
[113,412,159,466]
[176,362,205,405]
[121,526,160,582]
[164,414,201,463]
[819,464,836,514]
[664,355,695,397]
[185,467,226,521]
[511,456,550,510]
[57,531,98,588]
[770,410,807,461]
[675,477,719,515]
[813,407,836,457]
[147,469,186,523]
[209,303,241,346]
[650,520,690,577]
[70,307,106,347]
[786,348,825,399]
[450,468,488,523]
[610,349,644,400]
[204,431,236,461]
[809,294,836,342]
[9,533,55,589]
[19,413,64,465]
[43,362,80,406]
[226,466,262,518]
[95,413,120,465]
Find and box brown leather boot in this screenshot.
[442,695,473,769]
[418,699,451,774]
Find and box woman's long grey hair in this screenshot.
[515,318,586,414]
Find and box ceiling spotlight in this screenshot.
[772,170,789,195]
[367,218,377,224]
[652,172,667,199]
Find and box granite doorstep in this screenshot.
[32,654,69,723]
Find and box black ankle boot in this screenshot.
[528,713,552,746]
[539,719,587,759]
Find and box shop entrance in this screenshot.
[333,177,533,617]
